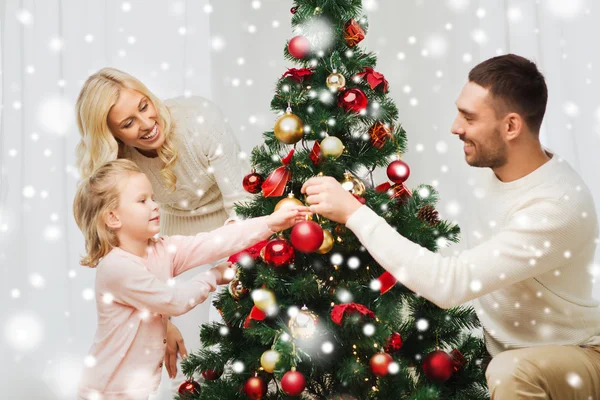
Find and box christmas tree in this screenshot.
[179,1,490,399]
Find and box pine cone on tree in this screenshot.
[417,205,440,226]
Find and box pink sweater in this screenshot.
[78,216,273,400]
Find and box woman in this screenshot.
[75,67,252,395]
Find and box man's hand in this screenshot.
[301,176,363,224]
[165,320,188,379]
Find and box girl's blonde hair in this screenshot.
[73,159,143,268]
[75,67,178,191]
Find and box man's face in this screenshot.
[451,82,508,169]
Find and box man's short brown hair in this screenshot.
[469,54,548,134]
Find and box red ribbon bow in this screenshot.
[262,149,295,197]
[280,68,314,83]
[331,303,374,325]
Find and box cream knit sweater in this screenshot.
[123,96,252,235]
[346,151,600,356]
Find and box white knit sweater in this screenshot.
[123,96,253,235]
[346,151,600,356]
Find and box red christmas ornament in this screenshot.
[370,352,393,377]
[281,368,306,396]
[178,379,201,399]
[386,160,410,183]
[385,332,403,353]
[228,240,268,266]
[280,67,313,83]
[288,36,311,59]
[422,350,454,382]
[355,67,389,92]
[290,220,324,253]
[262,149,294,197]
[331,303,374,326]
[261,238,295,267]
[243,170,264,194]
[201,369,222,381]
[244,375,267,399]
[369,122,392,150]
[343,19,365,47]
[291,6,298,14]
[338,88,368,113]
[353,194,366,204]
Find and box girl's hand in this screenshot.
[266,205,310,232]
[165,321,187,379]
[210,262,236,285]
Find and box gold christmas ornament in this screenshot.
[260,349,280,373]
[289,306,318,339]
[316,229,334,254]
[274,108,304,145]
[341,173,366,197]
[275,193,304,212]
[228,277,249,301]
[326,72,346,92]
[252,289,276,312]
[320,136,345,159]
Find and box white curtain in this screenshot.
[1,1,598,398]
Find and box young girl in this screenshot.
[73,159,306,400]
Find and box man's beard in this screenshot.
[466,128,508,169]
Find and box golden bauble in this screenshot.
[289,307,318,339]
[252,288,276,312]
[316,229,334,254]
[320,136,345,159]
[341,173,366,197]
[228,277,249,301]
[274,111,304,144]
[326,72,346,92]
[260,350,280,373]
[275,193,304,212]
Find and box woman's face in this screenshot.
[107,88,165,154]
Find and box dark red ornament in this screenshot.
[290,220,324,253]
[422,350,454,382]
[343,19,365,47]
[385,332,403,353]
[244,375,267,399]
[243,170,264,194]
[338,88,368,113]
[378,271,398,294]
[356,67,389,92]
[291,6,298,14]
[449,348,467,372]
[369,122,393,149]
[201,369,222,381]
[370,352,393,377]
[281,369,306,396]
[178,379,201,399]
[288,36,311,59]
[261,238,295,267]
[386,160,410,183]
[309,141,321,165]
[228,240,268,266]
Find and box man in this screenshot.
[302,54,600,399]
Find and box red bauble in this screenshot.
[370,352,393,377]
[291,6,298,14]
[385,332,403,353]
[262,238,295,267]
[338,88,368,113]
[290,220,324,253]
[201,369,222,381]
[288,36,311,59]
[386,160,410,183]
[178,379,201,399]
[243,171,264,194]
[244,376,267,399]
[422,350,454,382]
[281,369,306,396]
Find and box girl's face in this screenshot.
[107,88,165,155]
[109,172,161,240]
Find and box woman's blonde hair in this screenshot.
[75,67,178,191]
[73,159,143,268]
